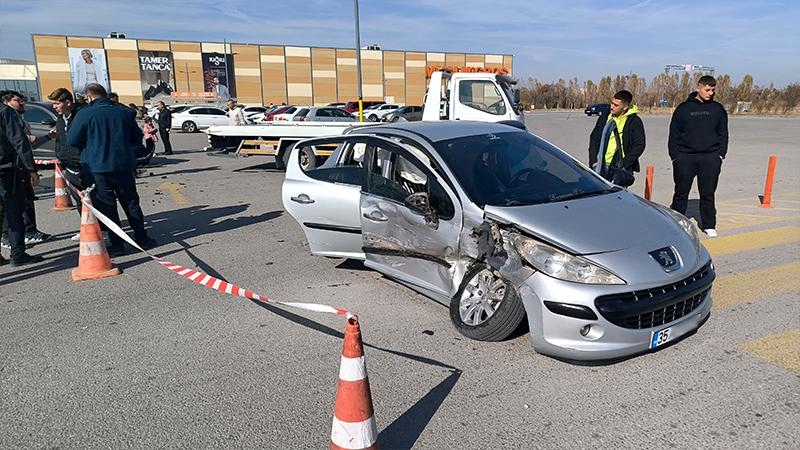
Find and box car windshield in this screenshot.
[433,131,615,207]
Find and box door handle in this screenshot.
[363,211,388,222]
[290,194,315,204]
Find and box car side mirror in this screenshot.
[513,89,521,104]
[404,192,439,230]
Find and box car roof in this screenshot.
[27,102,58,115]
[348,120,526,143]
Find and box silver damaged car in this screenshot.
[282,121,714,361]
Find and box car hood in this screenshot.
[484,190,683,255]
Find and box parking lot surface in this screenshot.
[1,114,798,449]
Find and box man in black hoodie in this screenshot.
[668,75,728,238]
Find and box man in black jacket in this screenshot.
[588,90,646,180]
[0,91,44,266]
[156,101,173,155]
[48,88,92,239]
[668,76,728,238]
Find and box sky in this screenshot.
[1,0,798,89]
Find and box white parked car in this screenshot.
[365,103,401,122]
[172,106,229,132]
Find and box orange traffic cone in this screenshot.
[72,197,121,281]
[50,164,76,212]
[331,315,379,450]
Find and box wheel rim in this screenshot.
[299,149,311,169]
[459,269,505,326]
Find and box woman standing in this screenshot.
[73,49,104,101]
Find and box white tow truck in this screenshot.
[205,70,523,169]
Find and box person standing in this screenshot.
[588,90,646,179]
[0,91,45,266]
[156,101,173,155]
[0,91,52,248]
[142,117,158,157]
[668,76,729,238]
[48,88,92,240]
[67,83,157,256]
[228,100,245,126]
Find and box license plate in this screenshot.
[651,327,672,349]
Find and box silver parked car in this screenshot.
[276,106,357,122]
[382,105,423,122]
[282,121,714,361]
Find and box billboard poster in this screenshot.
[68,48,110,103]
[201,53,236,99]
[138,50,175,103]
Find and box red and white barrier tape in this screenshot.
[57,162,352,317]
[34,159,58,165]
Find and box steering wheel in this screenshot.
[510,168,537,187]
[487,100,504,113]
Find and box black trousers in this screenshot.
[62,167,94,215]
[92,170,150,249]
[159,129,173,154]
[670,152,723,229]
[1,180,36,236]
[0,169,28,258]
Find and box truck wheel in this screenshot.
[182,121,197,133]
[299,146,319,170]
[449,265,525,342]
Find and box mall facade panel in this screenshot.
[32,35,512,108]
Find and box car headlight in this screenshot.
[510,234,625,285]
[660,206,701,254]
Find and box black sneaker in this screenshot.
[24,231,52,243]
[107,245,126,257]
[10,253,44,266]
[0,255,7,266]
[136,237,158,250]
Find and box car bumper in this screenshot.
[519,269,713,361]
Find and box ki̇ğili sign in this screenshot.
[138,51,176,103]
[202,53,236,99]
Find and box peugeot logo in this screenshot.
[648,246,681,272]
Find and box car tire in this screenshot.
[391,116,400,122]
[182,121,197,133]
[368,114,378,122]
[449,265,526,342]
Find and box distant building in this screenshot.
[0,59,39,101]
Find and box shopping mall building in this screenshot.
[27,34,513,108]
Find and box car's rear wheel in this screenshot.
[368,114,378,122]
[449,265,526,342]
[391,116,399,122]
[182,121,197,133]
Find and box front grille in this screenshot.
[595,262,714,329]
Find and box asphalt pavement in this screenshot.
[1,115,798,449]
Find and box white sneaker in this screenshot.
[71,233,81,241]
[704,229,718,237]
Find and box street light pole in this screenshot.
[354,0,364,121]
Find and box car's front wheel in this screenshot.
[182,121,197,133]
[368,114,378,122]
[449,265,526,342]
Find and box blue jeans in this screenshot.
[92,170,150,248]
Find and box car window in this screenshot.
[366,142,454,220]
[434,131,609,207]
[333,109,352,118]
[208,109,226,116]
[299,140,366,186]
[23,107,55,125]
[458,80,506,116]
[315,108,330,117]
[296,108,310,118]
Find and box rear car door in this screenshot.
[282,136,369,259]
[360,136,463,300]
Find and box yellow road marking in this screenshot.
[703,227,800,257]
[156,182,189,205]
[719,204,800,212]
[738,328,800,374]
[712,261,800,309]
[716,214,800,231]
